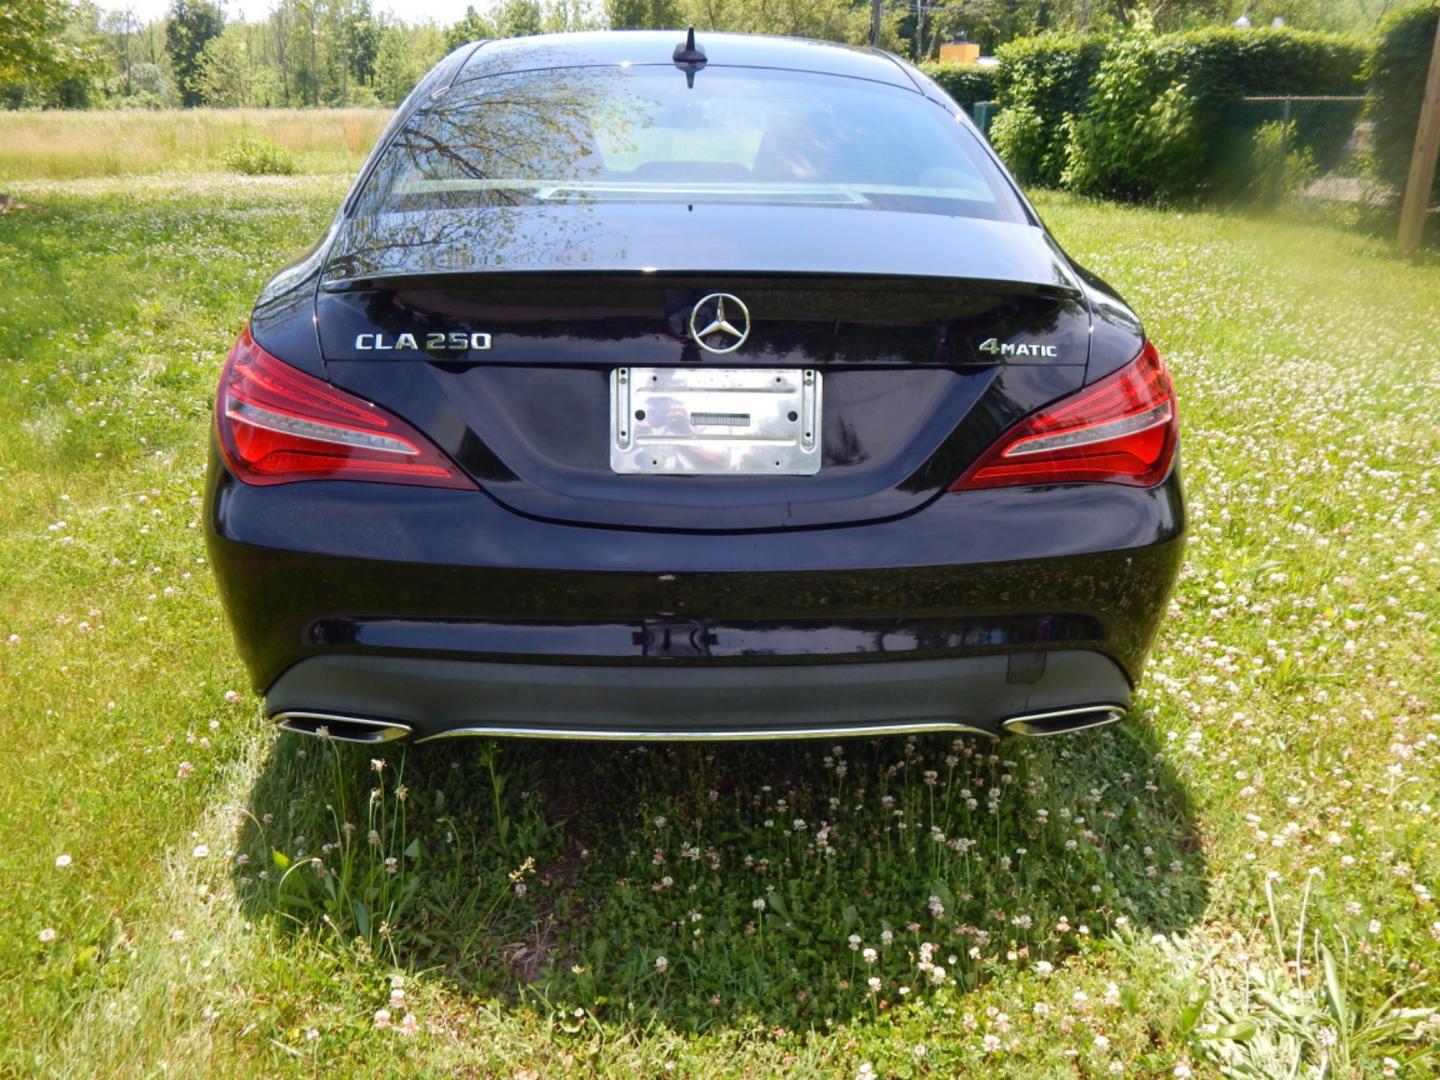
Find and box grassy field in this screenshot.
[0,109,390,179]
[1,161,1437,1077]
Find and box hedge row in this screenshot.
[982,27,1369,201]
[917,62,999,109]
[985,34,1108,189]
[1366,2,1440,209]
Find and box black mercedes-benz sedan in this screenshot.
[205,30,1184,744]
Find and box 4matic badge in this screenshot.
[977,337,1059,359]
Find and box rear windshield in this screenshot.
[349,65,1025,222]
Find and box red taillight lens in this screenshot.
[949,341,1178,492]
[214,328,476,489]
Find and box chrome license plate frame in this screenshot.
[610,367,822,476]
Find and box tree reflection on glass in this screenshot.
[329,58,640,280]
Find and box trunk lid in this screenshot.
[314,207,1092,532]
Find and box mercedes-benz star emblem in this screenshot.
[688,293,750,354]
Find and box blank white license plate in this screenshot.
[610,367,822,476]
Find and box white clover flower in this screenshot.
[654,955,669,973]
[54,854,72,869]
[862,947,877,964]
[38,927,57,943]
[373,1008,391,1029]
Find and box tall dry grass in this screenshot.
[0,108,391,180]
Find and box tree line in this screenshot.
[0,0,1399,110]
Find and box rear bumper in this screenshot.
[205,450,1184,738]
[268,650,1131,741]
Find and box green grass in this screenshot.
[1,172,1437,1077]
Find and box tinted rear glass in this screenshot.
[349,65,1025,222]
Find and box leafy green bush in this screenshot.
[988,101,1047,181]
[1365,2,1440,208]
[917,61,998,108]
[991,33,1107,186]
[1058,27,1366,201]
[1062,37,1206,201]
[222,133,297,176]
[1246,120,1318,206]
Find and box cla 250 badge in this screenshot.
[977,337,1059,358]
[354,332,492,352]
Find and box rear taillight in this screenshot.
[949,341,1178,491]
[214,328,475,490]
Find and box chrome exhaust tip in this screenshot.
[1001,705,1125,737]
[273,711,412,744]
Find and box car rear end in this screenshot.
[205,33,1184,743]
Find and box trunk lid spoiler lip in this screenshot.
[318,268,1084,300]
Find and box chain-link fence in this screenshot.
[1233,96,1394,208]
